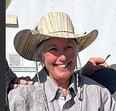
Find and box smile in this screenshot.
[54,62,71,68]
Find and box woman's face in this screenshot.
[42,38,78,82]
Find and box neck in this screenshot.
[60,88,68,97]
[49,76,71,97]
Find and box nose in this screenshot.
[58,54,67,61]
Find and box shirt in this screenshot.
[8,67,116,111]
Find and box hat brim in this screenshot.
[14,29,98,61]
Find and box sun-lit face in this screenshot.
[42,38,78,83]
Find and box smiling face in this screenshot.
[39,38,78,84]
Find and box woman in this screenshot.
[8,12,116,111]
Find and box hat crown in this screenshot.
[38,12,75,34]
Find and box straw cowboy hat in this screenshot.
[14,12,98,61]
[6,0,12,9]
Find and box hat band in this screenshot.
[49,31,74,34]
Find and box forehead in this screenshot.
[37,38,78,54]
[45,38,76,45]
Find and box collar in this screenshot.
[38,67,59,102]
[68,73,77,95]
[38,67,78,102]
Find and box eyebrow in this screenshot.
[48,41,74,46]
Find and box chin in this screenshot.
[57,72,71,78]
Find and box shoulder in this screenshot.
[79,75,113,101]
[8,84,35,100]
[8,82,44,101]
[79,75,109,95]
[8,82,47,110]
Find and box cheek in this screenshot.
[44,53,56,65]
[69,51,77,61]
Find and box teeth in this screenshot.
[57,64,68,68]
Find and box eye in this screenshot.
[66,46,73,49]
[49,47,58,51]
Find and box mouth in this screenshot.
[54,62,71,68]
